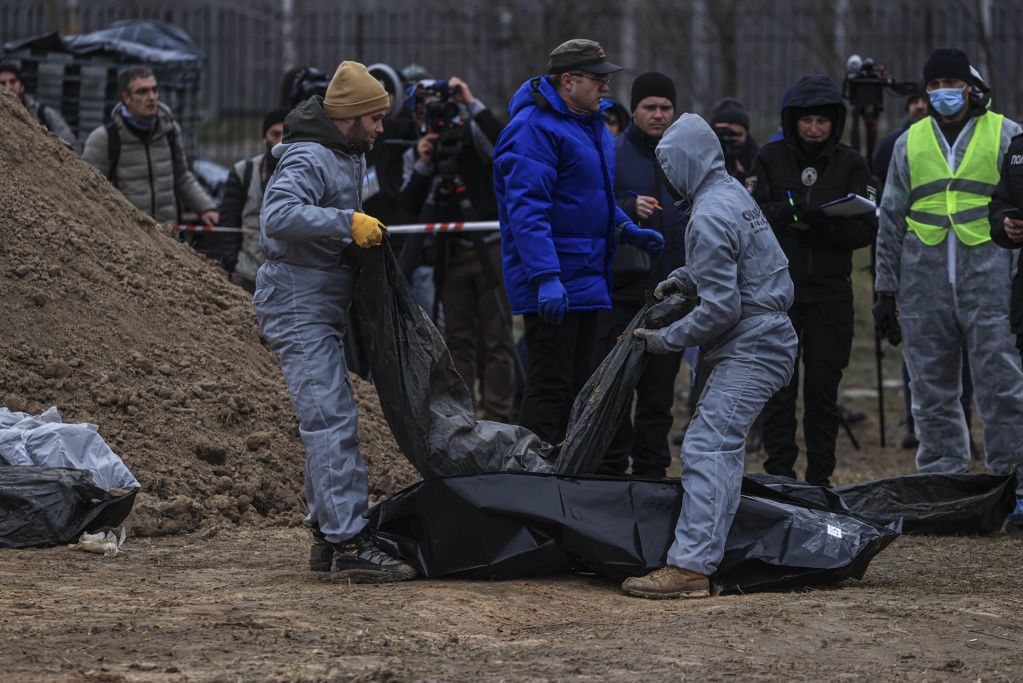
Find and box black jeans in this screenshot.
[762,300,853,486]
[518,311,599,445]
[595,303,682,477]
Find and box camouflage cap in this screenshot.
[548,39,622,75]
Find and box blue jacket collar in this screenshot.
[508,76,611,121]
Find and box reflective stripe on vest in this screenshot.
[905,112,1003,246]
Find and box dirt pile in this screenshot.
[0,90,420,535]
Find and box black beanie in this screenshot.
[630,72,676,112]
[711,97,750,130]
[262,107,290,136]
[923,48,972,84]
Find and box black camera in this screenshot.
[412,80,464,134]
[843,55,917,116]
[288,67,330,108]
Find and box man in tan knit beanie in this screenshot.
[256,59,416,584]
[323,60,391,153]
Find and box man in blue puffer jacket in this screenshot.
[494,39,665,444]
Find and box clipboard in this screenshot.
[819,193,876,217]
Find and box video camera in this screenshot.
[843,55,918,117]
[411,80,464,134]
[288,67,330,108]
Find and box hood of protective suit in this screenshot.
[655,113,730,202]
[275,95,360,157]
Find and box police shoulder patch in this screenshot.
[745,175,757,194]
[801,167,818,186]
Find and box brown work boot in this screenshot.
[621,566,711,599]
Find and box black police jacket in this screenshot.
[748,75,877,304]
[989,132,1023,345]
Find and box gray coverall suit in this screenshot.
[652,114,798,575]
[875,112,1023,493]
[254,97,370,544]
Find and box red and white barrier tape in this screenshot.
[166,220,501,236]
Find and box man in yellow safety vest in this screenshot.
[873,48,1023,497]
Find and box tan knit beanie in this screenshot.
[323,60,390,119]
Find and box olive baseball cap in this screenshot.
[548,39,622,75]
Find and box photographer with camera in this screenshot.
[710,98,758,184]
[748,75,877,487]
[399,75,515,422]
[875,49,1023,501]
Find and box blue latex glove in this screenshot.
[537,277,568,325]
[620,222,666,253]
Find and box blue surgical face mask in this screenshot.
[929,87,966,116]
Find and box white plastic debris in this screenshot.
[68,527,127,556]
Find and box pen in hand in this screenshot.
[786,190,800,223]
[628,190,664,211]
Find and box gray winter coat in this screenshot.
[82,102,214,223]
[652,113,795,352]
[23,93,77,150]
[259,96,366,269]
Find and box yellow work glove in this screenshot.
[351,212,386,248]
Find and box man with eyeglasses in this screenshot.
[83,66,217,228]
[494,39,665,446]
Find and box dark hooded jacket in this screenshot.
[749,75,877,303]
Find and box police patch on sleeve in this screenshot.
[745,175,757,194]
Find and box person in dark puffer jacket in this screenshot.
[83,66,216,226]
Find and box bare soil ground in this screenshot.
[1,529,1021,682]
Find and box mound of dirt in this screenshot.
[0,90,419,535]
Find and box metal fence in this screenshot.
[2,0,1022,168]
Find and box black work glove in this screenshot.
[872,293,902,346]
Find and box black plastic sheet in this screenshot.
[369,472,899,593]
[0,466,137,548]
[835,473,1017,535]
[351,241,556,477]
[350,241,696,478]
[752,473,1017,535]
[557,294,693,475]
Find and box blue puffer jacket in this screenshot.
[494,76,631,314]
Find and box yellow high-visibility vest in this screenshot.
[906,112,1003,246]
